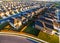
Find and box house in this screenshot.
[34,20,44,30]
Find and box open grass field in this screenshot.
[38,31,59,43]
[23,22,40,36]
[23,21,59,43]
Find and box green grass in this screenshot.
[0,17,2,19]
[38,31,59,43]
[0,22,9,30]
[23,22,59,43]
[55,2,60,7]
[23,22,40,36]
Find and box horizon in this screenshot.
[0,0,60,2]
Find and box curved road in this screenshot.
[0,32,48,43]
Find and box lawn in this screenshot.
[0,22,9,30]
[0,17,2,19]
[55,2,60,7]
[23,21,59,43]
[23,22,40,36]
[37,31,59,43]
